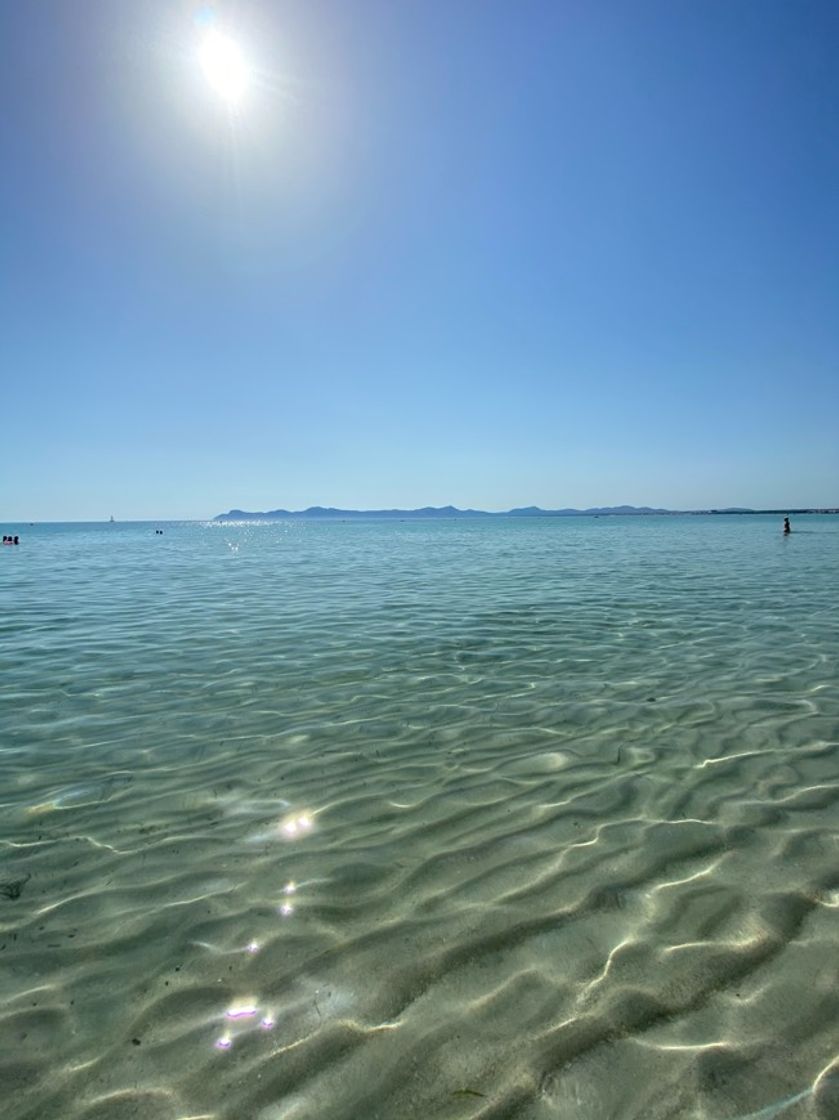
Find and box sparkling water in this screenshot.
[1,516,838,1120]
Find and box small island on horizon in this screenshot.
[214,504,839,521]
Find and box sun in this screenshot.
[199,30,250,107]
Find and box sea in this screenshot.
[1,515,838,1120]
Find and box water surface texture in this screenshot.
[2,516,838,1120]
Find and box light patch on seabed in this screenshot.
[722,1085,814,1120]
[211,793,291,816]
[545,1065,815,1120]
[256,1097,312,1120]
[575,937,634,1003]
[651,858,725,893]
[24,776,133,815]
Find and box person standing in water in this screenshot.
[783,516,791,535]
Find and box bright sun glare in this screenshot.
[199,30,250,106]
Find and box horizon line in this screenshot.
[5,504,838,524]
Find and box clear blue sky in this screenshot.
[2,0,837,519]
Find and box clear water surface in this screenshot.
[1,515,838,1120]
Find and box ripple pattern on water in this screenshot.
[1,516,838,1120]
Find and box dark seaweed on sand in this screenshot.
[0,873,31,900]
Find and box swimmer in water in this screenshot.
[783,516,791,535]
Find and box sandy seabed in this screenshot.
[2,517,838,1119]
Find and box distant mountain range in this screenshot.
[215,504,674,521]
[214,504,837,521]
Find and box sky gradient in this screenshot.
[2,0,837,520]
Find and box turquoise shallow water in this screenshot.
[1,515,838,1120]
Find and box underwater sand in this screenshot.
[1,515,838,1119]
